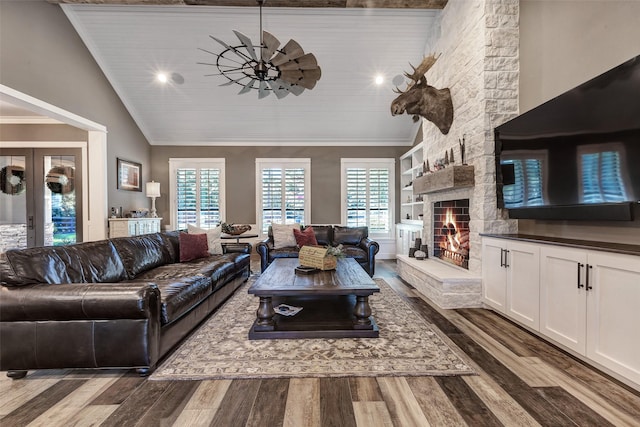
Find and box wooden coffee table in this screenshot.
[248,258,380,339]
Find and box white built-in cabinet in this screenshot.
[399,144,424,224]
[482,235,640,390]
[395,223,423,257]
[540,246,640,386]
[108,218,162,238]
[482,237,540,330]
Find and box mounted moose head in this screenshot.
[390,54,454,135]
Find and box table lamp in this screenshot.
[146,181,160,218]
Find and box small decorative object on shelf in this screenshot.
[450,148,455,164]
[459,134,466,165]
[420,244,429,256]
[221,222,252,235]
[444,150,449,165]
[414,250,426,260]
[425,159,431,173]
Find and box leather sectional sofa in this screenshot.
[0,231,250,378]
[255,225,379,276]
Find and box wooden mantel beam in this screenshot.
[46,0,447,9]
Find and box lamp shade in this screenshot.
[146,181,160,198]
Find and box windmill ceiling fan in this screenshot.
[198,0,321,99]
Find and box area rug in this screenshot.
[150,278,475,380]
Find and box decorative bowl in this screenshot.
[221,223,252,235]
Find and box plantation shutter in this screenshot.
[342,159,394,238]
[170,159,225,230]
[257,159,310,233]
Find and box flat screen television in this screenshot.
[494,55,640,221]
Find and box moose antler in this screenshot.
[394,53,441,93]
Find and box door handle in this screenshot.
[504,250,510,268]
[28,216,34,230]
[577,263,584,288]
[500,248,505,267]
[586,264,593,290]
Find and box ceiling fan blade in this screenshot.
[280,69,304,85]
[277,53,319,71]
[238,79,256,94]
[209,35,232,50]
[297,67,322,89]
[233,30,258,61]
[258,80,270,99]
[271,39,304,66]
[268,80,290,99]
[262,31,280,62]
[276,79,305,96]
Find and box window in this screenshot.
[256,158,310,234]
[341,159,395,238]
[578,144,629,203]
[169,158,225,230]
[501,151,547,208]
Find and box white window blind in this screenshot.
[341,159,395,238]
[256,159,310,233]
[169,159,225,230]
[579,146,628,203]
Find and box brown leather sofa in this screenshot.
[255,225,379,276]
[0,231,250,379]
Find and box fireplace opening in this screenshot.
[433,199,470,269]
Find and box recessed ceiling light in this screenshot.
[374,75,384,85]
[157,73,168,83]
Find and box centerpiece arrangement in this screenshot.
[298,244,345,272]
[221,222,252,235]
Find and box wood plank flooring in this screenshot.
[2,260,640,427]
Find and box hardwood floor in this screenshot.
[2,260,640,427]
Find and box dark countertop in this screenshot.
[480,233,640,257]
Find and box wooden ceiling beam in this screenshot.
[47,0,447,9]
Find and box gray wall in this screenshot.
[518,0,640,244]
[151,145,408,227]
[0,124,87,142]
[0,0,151,213]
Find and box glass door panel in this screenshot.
[42,154,80,246]
[0,150,33,252]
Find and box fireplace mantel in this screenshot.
[412,165,475,195]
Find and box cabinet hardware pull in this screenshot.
[577,263,584,288]
[504,250,510,268]
[586,264,593,290]
[500,248,505,267]
[28,216,34,230]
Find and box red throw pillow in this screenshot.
[294,226,318,248]
[179,232,209,262]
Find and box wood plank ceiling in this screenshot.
[54,1,444,146]
[49,0,447,9]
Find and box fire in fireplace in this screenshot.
[433,199,470,269]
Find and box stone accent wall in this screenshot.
[420,0,519,275]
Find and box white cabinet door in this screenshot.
[586,251,640,386]
[540,245,587,354]
[506,241,540,330]
[482,238,507,313]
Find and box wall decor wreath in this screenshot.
[0,165,26,196]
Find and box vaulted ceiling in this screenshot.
[51,1,444,146]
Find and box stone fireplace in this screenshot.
[433,199,470,269]
[395,0,520,309]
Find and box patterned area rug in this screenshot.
[150,278,475,380]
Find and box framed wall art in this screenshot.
[117,158,142,191]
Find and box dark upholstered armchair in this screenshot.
[255,225,379,276]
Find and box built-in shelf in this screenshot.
[399,144,424,221]
[413,165,475,195]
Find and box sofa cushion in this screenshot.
[66,241,128,283]
[306,225,333,246]
[187,224,223,255]
[154,276,212,325]
[2,246,84,285]
[179,232,209,262]
[160,230,181,263]
[271,223,300,249]
[294,226,318,248]
[333,226,368,246]
[111,233,174,279]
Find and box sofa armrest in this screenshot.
[255,238,273,273]
[0,282,161,322]
[222,242,252,254]
[359,238,380,276]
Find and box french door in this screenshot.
[0,148,82,252]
